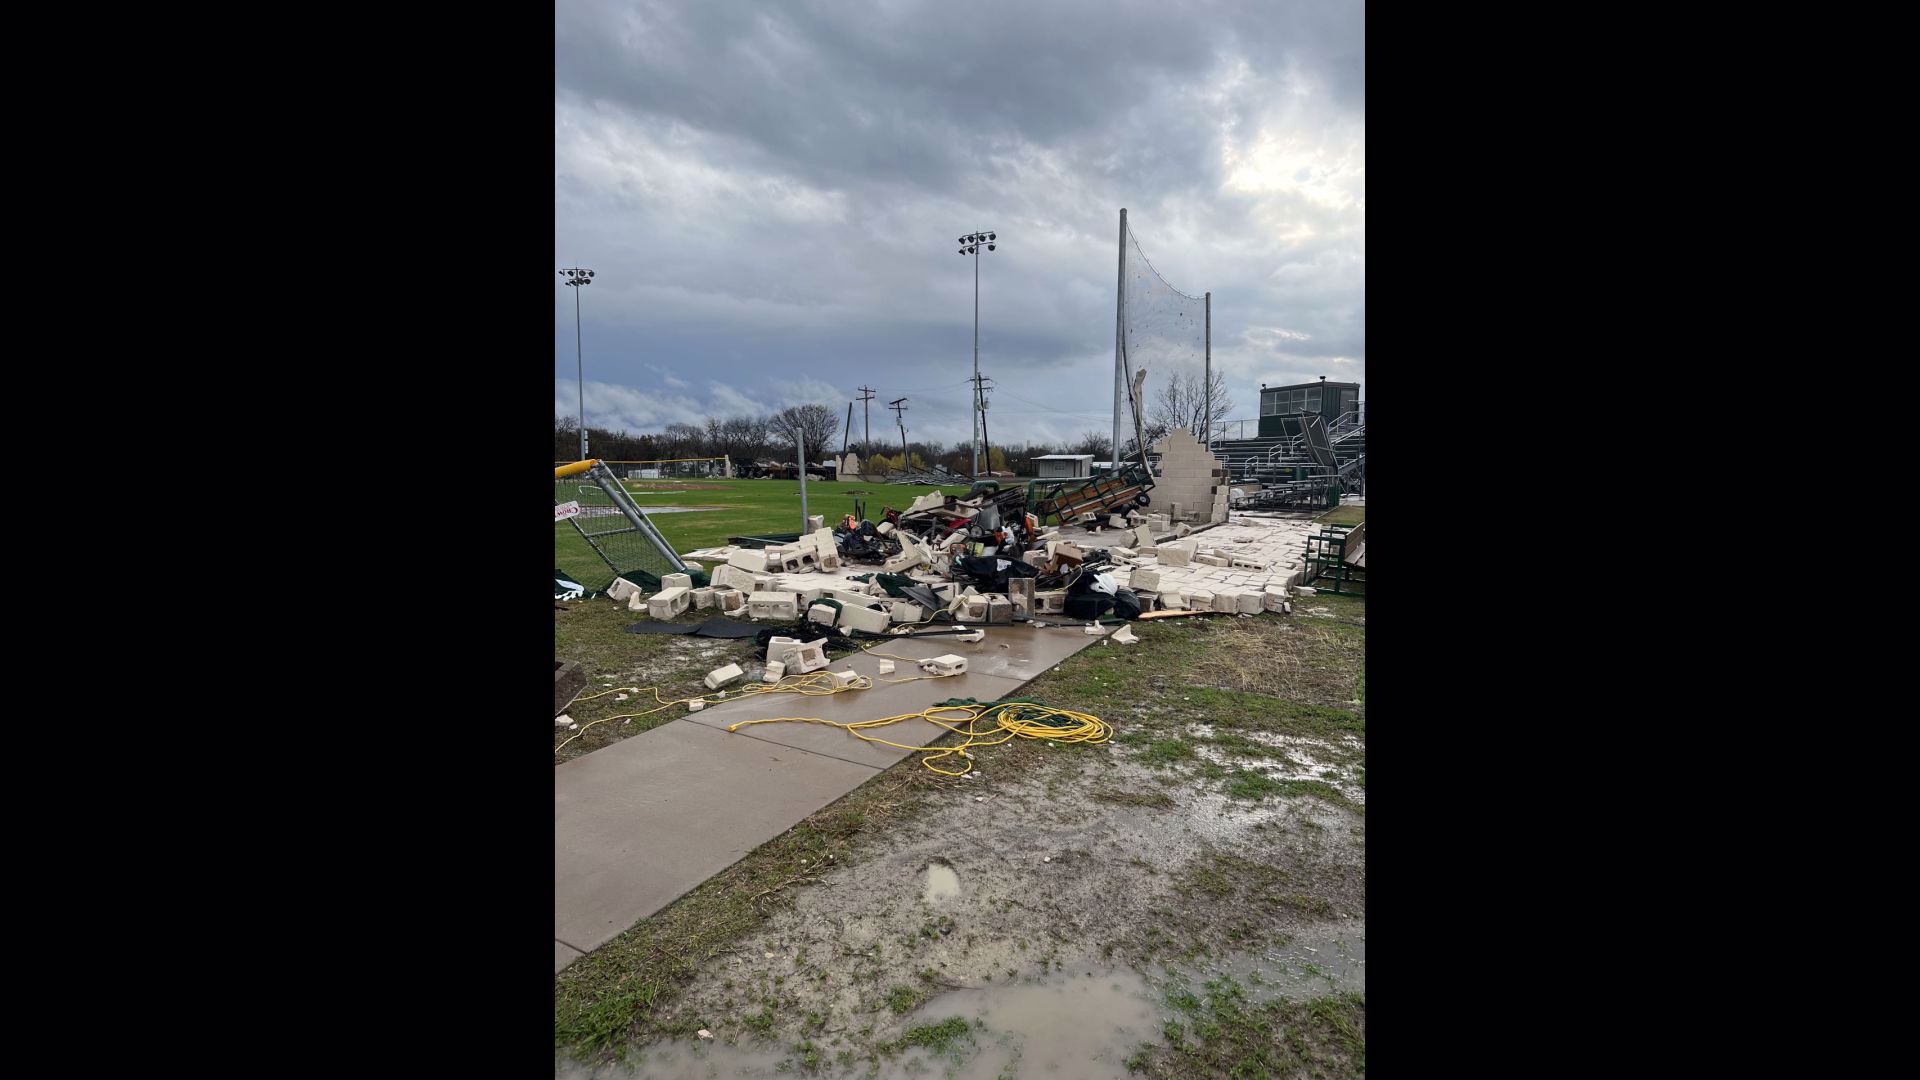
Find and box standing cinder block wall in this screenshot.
[1144,427,1231,524]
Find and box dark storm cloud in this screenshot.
[555,0,1364,447]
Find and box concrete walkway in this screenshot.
[554,623,1104,972]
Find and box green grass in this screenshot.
[1313,504,1365,527]
[1130,978,1364,1079]
[558,478,958,572]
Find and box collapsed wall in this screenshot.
[1144,427,1229,524]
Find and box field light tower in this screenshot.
[560,267,595,460]
[957,230,998,474]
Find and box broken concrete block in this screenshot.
[1022,549,1048,569]
[728,548,773,572]
[1112,546,1138,559]
[785,639,830,673]
[1052,542,1086,564]
[877,660,895,675]
[876,521,895,535]
[1175,522,1193,537]
[662,572,693,591]
[776,549,816,574]
[818,552,841,571]
[986,596,1013,624]
[687,700,704,713]
[691,586,716,610]
[796,586,827,606]
[716,588,747,613]
[647,586,690,619]
[1230,557,1267,570]
[807,602,839,628]
[1294,586,1317,596]
[752,575,777,591]
[1262,588,1289,613]
[710,564,756,591]
[1161,591,1187,610]
[1235,591,1263,614]
[607,578,644,602]
[890,601,926,623]
[1130,568,1162,592]
[956,595,989,622]
[1195,554,1232,567]
[763,660,787,683]
[837,602,892,635]
[1007,578,1035,615]
[627,590,647,612]
[703,663,744,690]
[1107,514,1127,529]
[1157,544,1193,567]
[826,669,861,689]
[919,654,968,676]
[747,591,799,620]
[806,515,825,531]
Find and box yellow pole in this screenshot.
[554,459,599,480]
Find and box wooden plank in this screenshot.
[1136,609,1218,620]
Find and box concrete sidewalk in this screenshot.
[554,623,1105,971]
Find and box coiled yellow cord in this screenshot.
[726,701,1109,776]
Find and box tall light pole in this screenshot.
[957,230,998,475]
[559,267,595,460]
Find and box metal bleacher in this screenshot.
[1211,408,1365,509]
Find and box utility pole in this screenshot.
[957,230,998,474]
[889,397,909,463]
[856,385,876,463]
[1112,209,1126,474]
[560,266,595,460]
[972,373,995,473]
[842,401,853,460]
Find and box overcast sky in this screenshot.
[556,0,1363,451]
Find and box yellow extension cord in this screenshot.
[557,638,1110,774]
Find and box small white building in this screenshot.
[1033,454,1094,479]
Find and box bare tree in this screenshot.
[769,403,840,465]
[1071,430,1113,459]
[1150,370,1234,439]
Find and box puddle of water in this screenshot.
[923,860,961,903]
[560,947,1362,1080]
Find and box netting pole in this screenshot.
[1204,291,1212,448]
[797,438,810,531]
[1112,207,1126,471]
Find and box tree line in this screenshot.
[553,372,1231,477]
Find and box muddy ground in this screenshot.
[557,595,1366,1077]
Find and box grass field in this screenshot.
[556,478,960,582]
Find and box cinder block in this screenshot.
[890,601,926,623]
[1175,523,1193,536]
[955,595,989,622]
[703,663,744,690]
[1107,514,1127,529]
[747,591,799,620]
[1007,578,1035,615]
[607,578,644,602]
[986,596,1013,624]
[1236,591,1262,614]
[691,586,716,610]
[1195,554,1232,567]
[876,521,895,535]
[1158,544,1193,567]
[627,590,646,612]
[1161,591,1187,610]
[1130,568,1162,592]
[728,548,773,572]
[716,588,746,612]
[784,639,830,673]
[711,564,758,591]
[1185,589,1214,610]
[807,602,839,628]
[763,660,787,682]
[1212,590,1239,613]
[647,586,691,619]
[837,602,892,635]
[1262,587,1289,613]
[1134,525,1157,549]
[662,572,693,591]
[1034,589,1067,614]
[796,586,826,605]
[1022,549,1049,569]
[806,515,825,531]
[1294,586,1317,596]
[818,552,841,571]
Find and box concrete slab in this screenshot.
[556,939,583,974]
[853,624,1101,683]
[555,720,876,953]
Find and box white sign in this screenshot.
[555,501,582,522]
